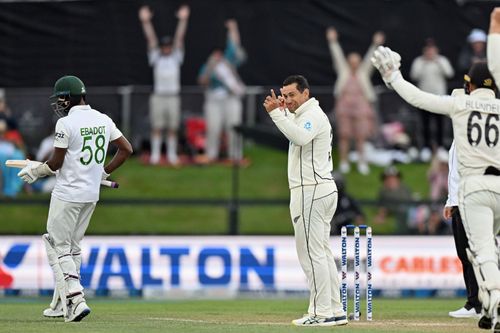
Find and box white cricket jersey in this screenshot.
[391,77,500,178]
[445,141,459,207]
[149,48,184,95]
[268,98,334,189]
[487,34,500,85]
[52,105,123,203]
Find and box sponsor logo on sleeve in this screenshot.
[54,132,65,141]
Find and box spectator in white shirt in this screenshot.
[410,39,454,161]
[139,5,190,165]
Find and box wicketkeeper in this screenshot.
[372,46,500,331]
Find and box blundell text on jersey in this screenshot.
[465,99,500,113]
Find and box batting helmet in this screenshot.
[50,75,86,117]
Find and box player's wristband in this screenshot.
[385,70,402,84]
[34,163,56,178]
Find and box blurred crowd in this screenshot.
[0,89,25,198]
[325,27,487,235]
[138,5,247,167]
[0,5,490,235]
[328,27,487,175]
[132,4,488,176]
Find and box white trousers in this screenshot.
[459,175,500,295]
[46,196,96,295]
[290,182,343,318]
[203,92,243,160]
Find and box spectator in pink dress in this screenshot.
[326,27,385,175]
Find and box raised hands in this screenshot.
[138,5,153,22]
[177,5,190,20]
[326,27,338,42]
[263,89,285,113]
[490,7,500,34]
[225,19,238,31]
[373,31,385,45]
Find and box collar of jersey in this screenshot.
[68,104,91,115]
[294,98,318,116]
[470,88,496,99]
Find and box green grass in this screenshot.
[0,297,482,333]
[0,145,431,235]
[345,163,430,200]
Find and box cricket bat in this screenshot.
[5,159,119,188]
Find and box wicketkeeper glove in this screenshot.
[371,46,402,89]
[17,161,55,184]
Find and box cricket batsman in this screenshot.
[372,48,500,332]
[17,75,133,322]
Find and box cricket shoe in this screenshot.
[478,315,492,330]
[292,314,348,327]
[65,294,90,323]
[489,290,500,333]
[493,303,500,333]
[43,300,64,318]
[478,290,500,332]
[479,316,500,332]
[339,161,350,174]
[357,162,370,176]
[449,306,481,318]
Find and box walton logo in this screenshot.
[0,244,30,288]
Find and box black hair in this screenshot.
[466,61,497,92]
[423,37,437,48]
[160,36,173,46]
[66,95,85,110]
[380,165,401,181]
[211,44,225,53]
[283,75,310,93]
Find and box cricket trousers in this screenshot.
[451,206,481,311]
[47,196,96,295]
[149,94,181,131]
[203,91,243,161]
[290,182,344,318]
[458,175,500,307]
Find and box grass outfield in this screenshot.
[0,297,482,333]
[0,145,431,235]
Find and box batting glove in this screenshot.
[17,161,55,184]
[371,46,402,89]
